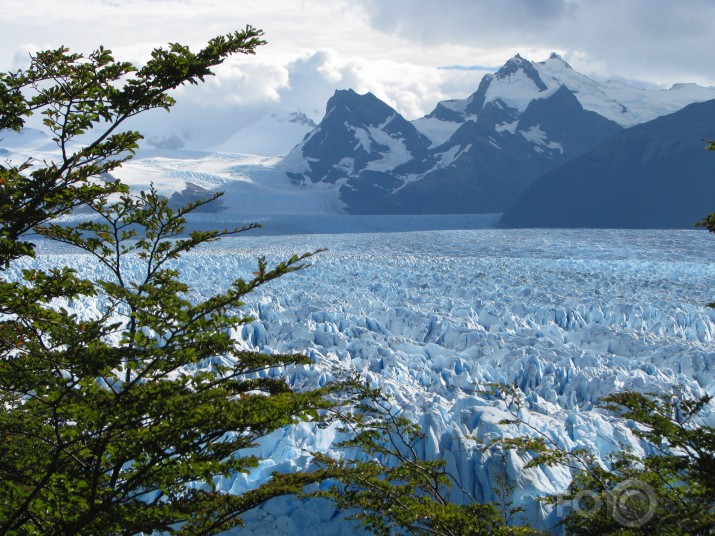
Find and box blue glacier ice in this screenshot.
[12,224,715,533]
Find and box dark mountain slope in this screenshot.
[499,99,715,228]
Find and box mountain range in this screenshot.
[278,53,715,224]
[3,53,715,228]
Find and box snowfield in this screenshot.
[14,225,715,533]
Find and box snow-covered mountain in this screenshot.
[282,89,432,211]
[0,127,58,152]
[285,89,430,183]
[210,111,317,156]
[281,53,715,215]
[419,53,715,137]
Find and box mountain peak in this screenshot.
[329,88,360,103]
[504,53,527,66]
[287,111,317,127]
[427,51,715,129]
[336,88,358,96]
[544,52,573,70]
[327,88,380,108]
[669,82,698,91]
[495,54,548,91]
[323,89,396,125]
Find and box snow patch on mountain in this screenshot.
[484,69,559,112]
[435,143,472,168]
[334,156,355,175]
[495,120,519,134]
[412,116,464,146]
[519,124,564,154]
[364,127,413,172]
[488,137,501,149]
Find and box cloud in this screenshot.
[277,50,485,120]
[123,46,486,150]
[360,0,576,42]
[357,0,715,87]
[439,65,501,71]
[11,44,45,69]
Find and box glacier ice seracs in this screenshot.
[13,225,715,533]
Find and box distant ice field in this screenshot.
[16,225,715,532]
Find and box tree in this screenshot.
[697,140,715,235]
[313,387,543,536]
[489,384,715,535]
[0,32,342,535]
[697,140,715,307]
[1,30,256,266]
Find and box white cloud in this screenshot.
[357,0,715,88]
[277,50,484,120]
[120,45,485,150]
[11,44,46,69]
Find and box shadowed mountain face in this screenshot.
[285,89,431,189]
[499,98,715,229]
[360,86,622,215]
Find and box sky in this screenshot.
[2,0,715,149]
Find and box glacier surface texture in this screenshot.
[15,226,715,533]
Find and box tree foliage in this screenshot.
[697,139,715,306]
[696,140,715,233]
[313,387,542,536]
[0,29,264,267]
[0,31,343,535]
[491,384,715,535]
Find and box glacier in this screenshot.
[12,224,715,533]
